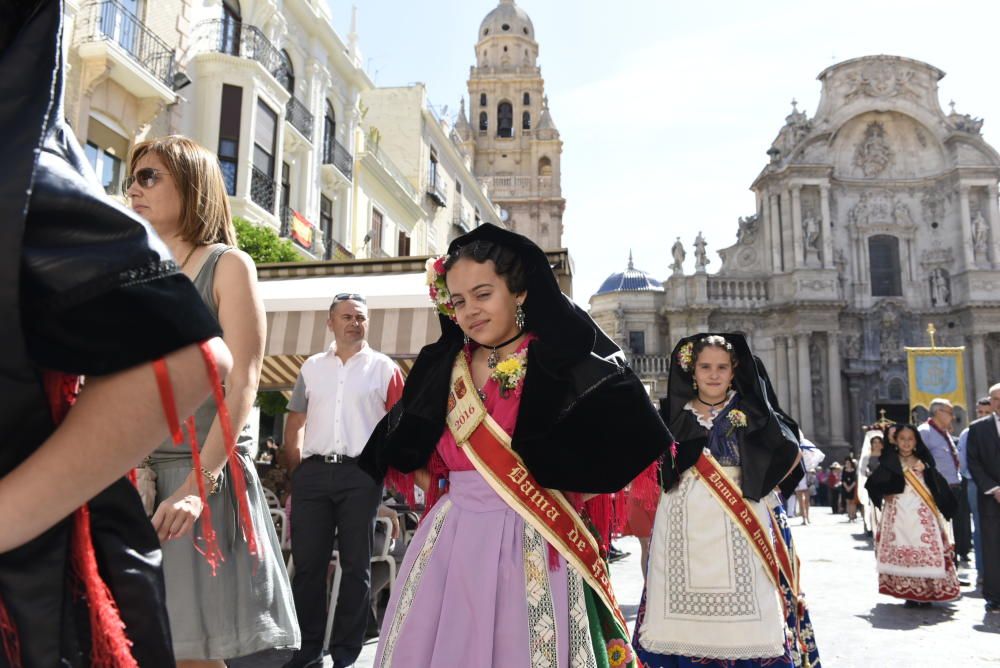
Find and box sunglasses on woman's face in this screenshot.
[122,167,169,192]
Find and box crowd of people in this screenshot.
[4,4,1000,668]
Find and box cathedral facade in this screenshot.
[454,0,566,250]
[591,55,1000,457]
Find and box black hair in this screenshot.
[692,334,738,369]
[444,239,527,295]
[978,396,991,406]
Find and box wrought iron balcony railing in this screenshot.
[196,19,289,87]
[322,138,353,180]
[81,0,175,86]
[427,178,447,207]
[280,205,292,236]
[286,95,314,139]
[250,166,276,214]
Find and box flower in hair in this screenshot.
[425,256,456,321]
[676,342,694,372]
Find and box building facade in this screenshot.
[453,0,566,250]
[591,55,1000,458]
[61,0,436,261]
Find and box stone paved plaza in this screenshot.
[232,508,999,667]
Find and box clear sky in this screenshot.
[328,0,1000,302]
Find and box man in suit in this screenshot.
[967,382,1000,613]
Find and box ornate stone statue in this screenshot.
[802,210,821,263]
[892,200,914,227]
[929,268,951,306]
[670,237,686,274]
[972,210,989,259]
[853,121,894,177]
[736,214,759,245]
[694,232,709,273]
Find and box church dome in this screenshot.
[595,253,664,295]
[479,0,535,42]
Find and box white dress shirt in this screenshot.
[288,342,401,458]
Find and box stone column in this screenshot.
[820,184,834,269]
[988,184,1000,269]
[769,194,783,272]
[796,333,815,435]
[774,336,791,412]
[959,185,976,270]
[827,332,845,444]
[780,191,793,272]
[791,185,804,268]
[972,334,988,399]
[786,335,800,419]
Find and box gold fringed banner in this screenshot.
[905,346,967,412]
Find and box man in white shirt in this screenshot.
[967,383,1000,613]
[282,294,404,668]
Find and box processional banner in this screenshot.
[905,347,967,412]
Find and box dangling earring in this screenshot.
[515,302,526,330]
[692,380,698,392]
[463,333,470,347]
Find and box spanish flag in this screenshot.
[291,210,314,250]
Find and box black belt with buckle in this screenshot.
[309,453,357,464]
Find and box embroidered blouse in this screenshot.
[683,391,741,466]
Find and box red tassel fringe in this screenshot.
[385,469,416,507]
[185,416,223,574]
[71,506,138,667]
[0,595,21,668]
[198,342,258,561]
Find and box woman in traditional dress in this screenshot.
[358,223,671,667]
[128,136,299,664]
[857,430,885,536]
[0,3,233,664]
[865,424,960,607]
[635,333,802,667]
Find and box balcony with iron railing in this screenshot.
[453,207,471,231]
[427,177,448,207]
[286,95,314,140]
[195,19,289,88]
[250,166,276,214]
[322,138,353,181]
[77,0,176,100]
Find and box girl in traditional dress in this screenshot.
[128,136,299,664]
[358,224,671,667]
[865,424,960,607]
[635,334,802,667]
[857,431,885,536]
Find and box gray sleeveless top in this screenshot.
[150,244,254,462]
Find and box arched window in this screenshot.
[480,92,487,107]
[279,50,294,95]
[478,111,488,132]
[497,102,513,138]
[538,156,552,176]
[522,111,531,130]
[523,92,530,105]
[220,0,241,55]
[323,101,336,163]
[869,235,902,296]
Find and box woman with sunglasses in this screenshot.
[127,136,300,666]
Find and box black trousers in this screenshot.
[290,458,381,664]
[979,492,1000,605]
[951,481,971,560]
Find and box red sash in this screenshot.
[446,354,635,663]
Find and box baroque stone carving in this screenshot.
[929,268,951,306]
[670,237,685,275]
[848,190,914,229]
[853,122,894,177]
[802,209,821,263]
[972,210,989,260]
[921,186,946,225]
[737,213,759,245]
[844,64,920,101]
[879,306,903,363]
[694,232,709,273]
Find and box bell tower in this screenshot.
[466,0,566,249]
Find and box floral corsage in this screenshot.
[726,408,748,436]
[606,638,633,667]
[491,349,528,397]
[425,256,456,321]
[676,341,694,372]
